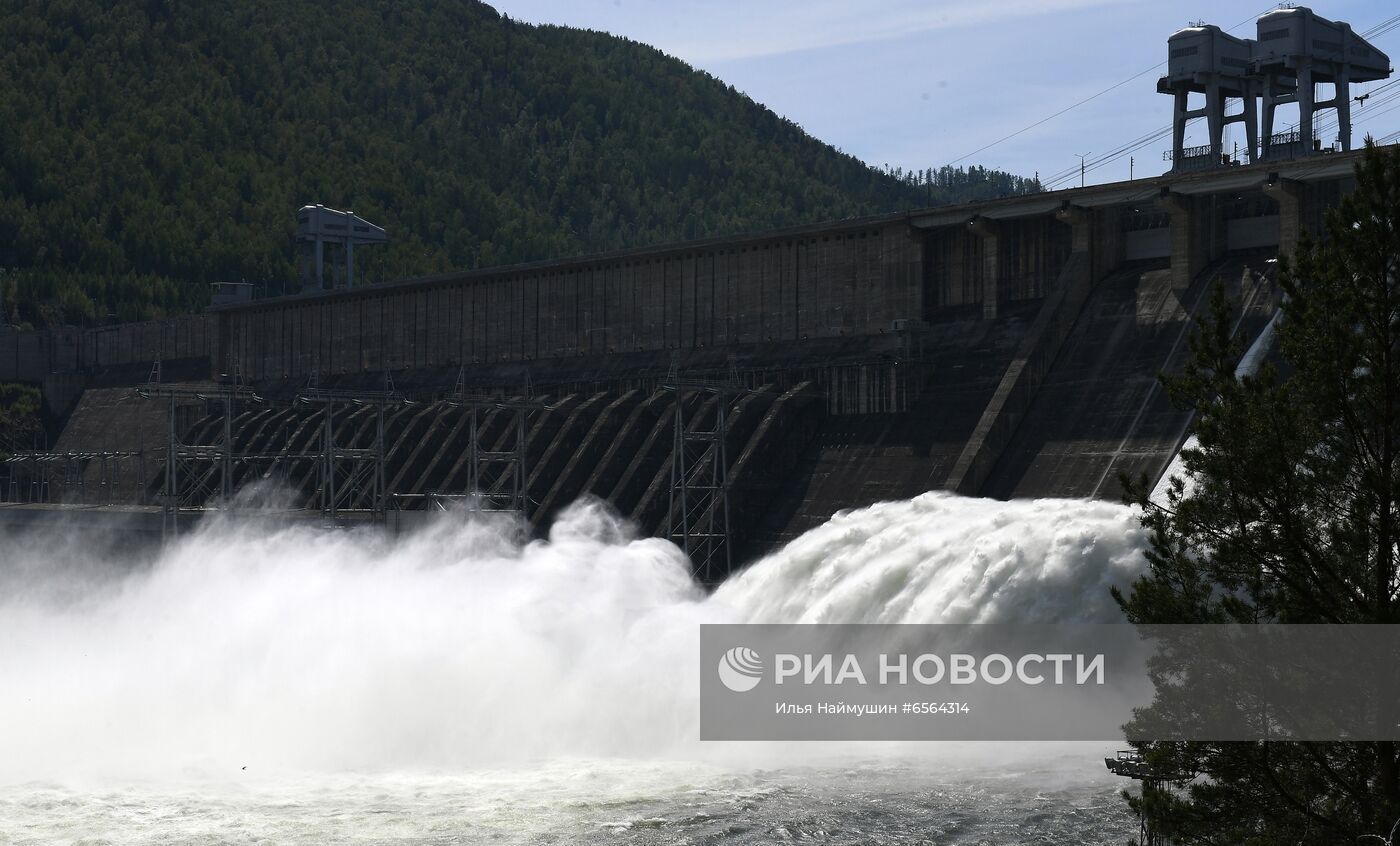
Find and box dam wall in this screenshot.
[0,314,213,383]
[4,153,1354,395]
[218,220,927,381]
[1,150,1371,570]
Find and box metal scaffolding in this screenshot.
[2,408,148,506]
[441,372,551,515]
[4,450,148,506]
[665,359,745,583]
[5,451,63,504]
[137,379,262,538]
[296,381,409,523]
[5,363,570,533]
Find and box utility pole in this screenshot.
[1075,152,1091,188]
[1130,156,1134,180]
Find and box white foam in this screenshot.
[0,491,1145,781]
[714,492,1145,624]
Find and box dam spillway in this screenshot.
[0,150,1357,576]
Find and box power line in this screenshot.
[1038,9,1400,189]
[1082,130,1172,180]
[1353,97,1400,131]
[1310,74,1400,142]
[946,67,1162,166]
[945,5,1276,167]
[1361,13,1400,39]
[1042,124,1172,189]
[1315,86,1400,142]
[1041,120,1175,184]
[1310,24,1400,140]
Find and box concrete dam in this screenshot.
[0,151,1359,578]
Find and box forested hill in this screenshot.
[0,1,1039,326]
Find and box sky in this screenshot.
[488,0,1400,188]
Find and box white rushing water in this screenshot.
[0,491,1148,843]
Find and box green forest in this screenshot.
[0,1,1038,327]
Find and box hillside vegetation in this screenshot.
[0,1,1038,326]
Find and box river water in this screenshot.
[0,492,1146,844]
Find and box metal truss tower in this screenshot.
[665,359,744,584]
[138,375,262,538]
[440,372,551,515]
[296,378,409,523]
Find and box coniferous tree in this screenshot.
[0,383,41,457]
[0,1,1036,328]
[1116,142,1400,844]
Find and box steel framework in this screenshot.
[665,359,746,583]
[3,450,144,505]
[137,379,262,537]
[296,382,409,522]
[441,372,551,515]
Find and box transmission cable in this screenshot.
[1039,9,1400,188]
[945,5,1276,167]
[1361,13,1400,39]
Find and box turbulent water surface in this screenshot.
[0,492,1147,844]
